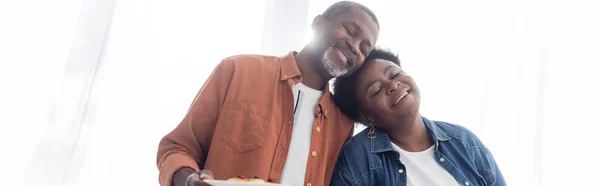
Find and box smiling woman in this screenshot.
[331,48,505,186]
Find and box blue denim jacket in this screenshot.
[330,117,505,186]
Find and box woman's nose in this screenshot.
[386,81,400,95]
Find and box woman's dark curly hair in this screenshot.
[333,48,401,122]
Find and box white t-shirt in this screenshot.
[391,143,461,186]
[280,83,322,186]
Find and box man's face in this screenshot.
[312,8,379,78]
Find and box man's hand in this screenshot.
[173,168,214,186]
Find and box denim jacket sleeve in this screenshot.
[474,147,505,186]
[330,140,366,186]
[331,162,355,186]
[493,158,506,185]
[482,147,505,186]
[457,123,506,186]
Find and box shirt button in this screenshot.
[324,110,328,115]
[311,151,317,156]
[439,158,445,162]
[288,120,291,124]
[316,127,321,132]
[307,183,312,186]
[465,181,470,185]
[398,169,404,174]
[283,75,288,78]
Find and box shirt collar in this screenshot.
[279,51,335,119]
[279,51,302,82]
[369,128,395,153]
[314,85,334,119]
[423,117,451,142]
[370,117,451,154]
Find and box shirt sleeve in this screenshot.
[156,59,235,186]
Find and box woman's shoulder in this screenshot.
[429,119,487,149]
[431,120,474,136]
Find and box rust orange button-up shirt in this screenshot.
[156,52,354,186]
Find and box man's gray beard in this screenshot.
[322,47,350,77]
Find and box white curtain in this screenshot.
[1,0,90,185]
[1,0,598,186]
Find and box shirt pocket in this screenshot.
[221,101,270,153]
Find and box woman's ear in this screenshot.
[359,113,367,124]
[359,113,374,125]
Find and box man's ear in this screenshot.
[311,15,324,30]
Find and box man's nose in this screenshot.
[348,39,360,56]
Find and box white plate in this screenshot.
[204,180,288,186]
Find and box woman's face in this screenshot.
[354,59,421,130]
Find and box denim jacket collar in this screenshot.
[370,117,451,154]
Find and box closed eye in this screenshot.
[345,27,354,36]
[372,85,383,96]
[371,73,400,97]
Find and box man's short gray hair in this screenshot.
[322,1,380,29]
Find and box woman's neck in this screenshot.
[388,115,434,152]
